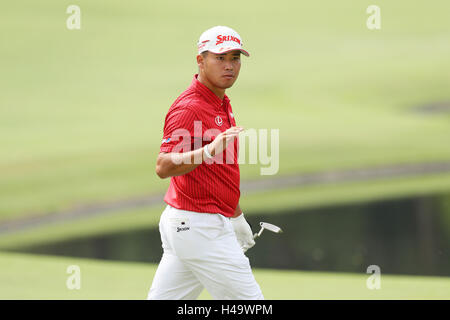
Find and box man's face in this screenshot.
[198,51,241,89]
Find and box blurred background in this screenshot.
[0,0,449,299]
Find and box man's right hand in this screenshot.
[156,126,244,179]
[207,126,244,157]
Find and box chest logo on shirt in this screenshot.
[215,115,223,126]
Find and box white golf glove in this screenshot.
[230,213,255,253]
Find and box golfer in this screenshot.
[147,26,263,300]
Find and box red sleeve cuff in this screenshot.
[160,145,174,153]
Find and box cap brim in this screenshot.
[209,47,250,57]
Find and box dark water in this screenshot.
[12,194,450,276]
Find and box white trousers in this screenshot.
[147,205,264,300]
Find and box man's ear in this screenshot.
[196,54,203,68]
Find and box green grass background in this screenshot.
[1,0,450,220]
[1,173,450,250]
[1,0,450,299]
[1,252,449,300]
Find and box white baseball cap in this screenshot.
[197,26,250,57]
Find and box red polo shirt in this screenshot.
[159,74,240,217]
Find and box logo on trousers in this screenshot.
[177,221,190,232]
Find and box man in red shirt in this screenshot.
[147,26,263,300]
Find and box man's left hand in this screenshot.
[230,213,255,252]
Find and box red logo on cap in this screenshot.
[216,35,241,46]
[198,40,209,49]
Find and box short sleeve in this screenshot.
[160,106,200,153]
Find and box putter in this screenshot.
[253,222,283,239]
